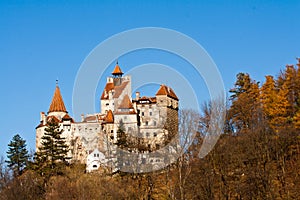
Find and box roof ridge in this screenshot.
[118,94,134,109]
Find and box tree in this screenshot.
[6,134,29,176]
[277,65,298,118]
[116,119,127,148]
[260,75,289,131]
[35,119,69,172]
[229,73,261,132]
[115,119,128,171]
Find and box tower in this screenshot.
[47,81,68,119]
[36,82,73,150]
[111,61,123,86]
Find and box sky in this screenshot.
[0,0,300,157]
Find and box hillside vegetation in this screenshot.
[1,59,300,199]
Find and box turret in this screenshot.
[47,81,68,119]
[112,61,123,86]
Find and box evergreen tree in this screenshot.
[115,119,127,170]
[116,119,127,148]
[6,134,29,176]
[229,73,261,132]
[35,118,69,172]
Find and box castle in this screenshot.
[36,62,179,172]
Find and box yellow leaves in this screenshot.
[260,75,289,131]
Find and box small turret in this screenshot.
[112,61,123,86]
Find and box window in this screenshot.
[111,130,113,133]
[149,111,152,116]
[145,121,148,126]
[94,154,96,157]
[146,132,150,137]
[153,132,157,137]
[93,165,97,168]
[153,121,157,126]
[97,154,99,157]
[142,158,146,164]
[141,112,144,116]
[106,103,109,106]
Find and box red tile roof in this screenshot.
[62,113,74,122]
[47,115,60,123]
[118,94,134,109]
[112,63,123,75]
[48,86,67,113]
[104,110,114,123]
[155,85,178,100]
[100,81,129,100]
[101,82,114,100]
[114,110,137,115]
[113,81,128,98]
[84,115,97,122]
[135,96,157,104]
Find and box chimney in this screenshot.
[136,91,140,100]
[108,90,113,99]
[40,112,46,125]
[81,114,85,122]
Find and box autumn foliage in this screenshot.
[1,59,300,199]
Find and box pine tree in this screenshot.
[229,73,261,132]
[116,119,127,148]
[115,119,128,170]
[35,118,69,171]
[6,134,29,176]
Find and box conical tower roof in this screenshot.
[112,62,123,75]
[48,85,67,113]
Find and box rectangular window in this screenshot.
[142,158,146,164]
[142,112,144,116]
[149,111,152,116]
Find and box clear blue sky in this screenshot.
[0,0,299,157]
